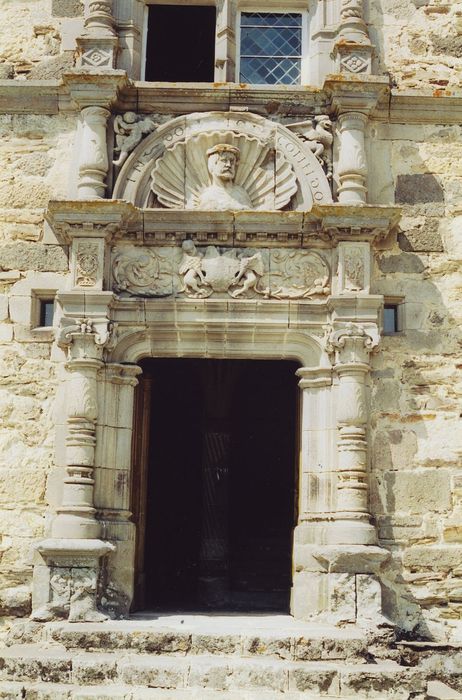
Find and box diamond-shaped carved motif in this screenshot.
[82,47,112,68]
[340,53,369,73]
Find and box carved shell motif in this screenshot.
[150,131,298,211]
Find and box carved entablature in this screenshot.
[112,244,331,301]
[112,112,333,211]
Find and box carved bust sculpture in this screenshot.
[196,144,252,211]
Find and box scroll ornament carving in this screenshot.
[150,132,297,211]
[57,317,115,353]
[286,116,333,180]
[261,250,330,299]
[113,247,173,297]
[112,244,330,300]
[325,323,379,364]
[76,241,99,287]
[113,113,158,167]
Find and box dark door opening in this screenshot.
[132,358,299,612]
[145,5,216,82]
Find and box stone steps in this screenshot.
[44,627,374,661]
[0,646,429,697]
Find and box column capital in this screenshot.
[104,362,142,387]
[326,323,379,366]
[57,316,116,361]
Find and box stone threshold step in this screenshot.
[0,681,396,700]
[0,650,431,696]
[8,619,393,663]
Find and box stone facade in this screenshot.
[0,1,461,694]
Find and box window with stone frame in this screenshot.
[238,11,307,85]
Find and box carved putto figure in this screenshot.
[287,115,333,179]
[113,112,158,167]
[150,131,298,211]
[179,241,264,298]
[197,144,252,211]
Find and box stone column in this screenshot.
[77,0,118,69]
[328,323,378,545]
[78,106,111,199]
[31,315,115,623]
[337,112,368,205]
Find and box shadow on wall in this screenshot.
[369,162,462,640]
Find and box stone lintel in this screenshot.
[46,201,400,248]
[324,74,390,115]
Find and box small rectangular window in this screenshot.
[239,12,303,85]
[383,304,399,334]
[39,300,54,328]
[145,5,216,82]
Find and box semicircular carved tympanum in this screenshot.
[112,112,333,210]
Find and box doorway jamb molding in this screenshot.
[34,202,399,625]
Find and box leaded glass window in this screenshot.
[239,12,303,85]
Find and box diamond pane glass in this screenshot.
[240,57,301,85]
[241,26,301,57]
[241,12,301,27]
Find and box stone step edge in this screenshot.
[0,679,394,700]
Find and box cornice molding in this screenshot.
[1,73,462,124]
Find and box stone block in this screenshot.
[396,174,444,204]
[0,324,13,343]
[191,634,239,656]
[328,573,356,624]
[226,660,287,691]
[118,656,187,687]
[356,574,382,621]
[72,654,117,684]
[398,221,444,253]
[340,666,426,699]
[242,635,292,660]
[384,470,451,514]
[188,658,230,690]
[0,294,8,321]
[378,253,426,274]
[291,571,328,619]
[0,243,68,273]
[289,664,339,693]
[403,545,462,572]
[51,0,84,17]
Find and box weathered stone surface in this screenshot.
[26,52,75,80]
[398,221,444,253]
[377,253,426,274]
[51,0,84,17]
[0,243,68,272]
[395,174,444,204]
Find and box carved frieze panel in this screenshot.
[112,112,333,211]
[337,242,370,294]
[71,238,105,290]
[111,244,331,301]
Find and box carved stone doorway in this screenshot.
[131,358,299,613]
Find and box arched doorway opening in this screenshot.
[131,358,300,613]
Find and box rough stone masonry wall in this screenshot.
[0,0,83,79]
[369,122,462,641]
[0,112,75,621]
[369,0,462,89]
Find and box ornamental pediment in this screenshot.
[112,112,333,211]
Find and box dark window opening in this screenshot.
[145,5,216,82]
[39,300,54,327]
[384,304,399,333]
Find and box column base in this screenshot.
[291,540,390,626]
[32,538,115,623]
